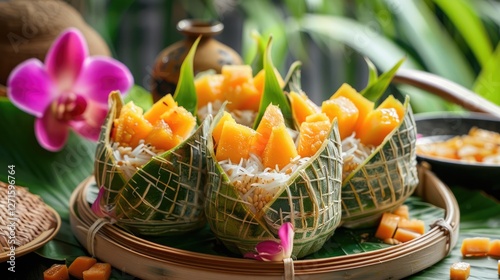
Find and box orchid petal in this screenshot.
[7,59,54,118]
[35,110,69,152]
[254,240,284,261]
[91,187,107,218]
[74,56,134,105]
[279,222,295,258]
[69,99,108,141]
[45,28,88,92]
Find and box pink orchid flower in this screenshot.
[244,222,295,261]
[7,28,133,151]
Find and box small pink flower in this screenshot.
[7,28,133,151]
[244,222,295,261]
[91,186,114,218]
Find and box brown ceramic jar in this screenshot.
[151,19,243,102]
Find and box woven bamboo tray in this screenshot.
[0,182,61,262]
[69,163,459,280]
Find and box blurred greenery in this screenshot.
[82,0,500,114]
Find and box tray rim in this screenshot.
[69,164,460,279]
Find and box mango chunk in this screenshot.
[112,101,153,147]
[377,95,404,120]
[322,96,359,139]
[461,237,490,257]
[488,239,500,258]
[68,256,97,279]
[357,107,400,146]
[375,213,401,240]
[393,227,422,243]
[195,74,224,109]
[160,106,196,139]
[262,123,298,170]
[250,104,285,158]
[392,204,409,220]
[296,113,331,158]
[450,262,470,280]
[397,219,425,235]
[216,122,256,162]
[221,65,260,111]
[144,94,177,124]
[330,83,374,136]
[144,120,183,151]
[82,263,111,280]
[212,111,236,144]
[44,264,69,280]
[253,68,285,94]
[289,91,317,126]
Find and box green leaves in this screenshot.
[473,44,500,105]
[253,37,293,129]
[361,57,405,102]
[173,36,200,116]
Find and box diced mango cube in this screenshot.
[82,263,111,280]
[262,123,298,170]
[488,239,500,258]
[216,122,256,162]
[450,262,470,280]
[397,219,425,235]
[44,264,69,280]
[392,204,409,220]
[68,256,97,279]
[375,213,401,240]
[322,96,359,139]
[461,237,490,257]
[393,227,422,243]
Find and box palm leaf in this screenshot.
[473,43,500,105]
[253,37,293,129]
[173,36,200,116]
[361,57,405,102]
[431,0,493,68]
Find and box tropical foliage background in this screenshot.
[1,0,499,279]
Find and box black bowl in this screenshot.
[415,112,500,200]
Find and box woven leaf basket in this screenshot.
[0,181,60,261]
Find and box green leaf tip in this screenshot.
[361,56,406,102]
[173,35,201,116]
[253,36,293,129]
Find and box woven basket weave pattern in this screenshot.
[0,182,56,252]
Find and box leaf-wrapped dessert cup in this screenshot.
[204,108,343,259]
[94,91,208,236]
[341,96,419,228]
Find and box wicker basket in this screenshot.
[69,163,459,279]
[0,181,61,261]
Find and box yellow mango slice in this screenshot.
[375,212,401,240]
[330,83,374,136]
[289,91,318,126]
[44,264,69,280]
[357,107,400,146]
[112,101,153,147]
[393,227,422,243]
[160,106,196,139]
[450,262,470,280]
[145,120,183,151]
[377,94,404,120]
[397,219,425,235]
[82,263,111,280]
[144,94,177,124]
[297,113,331,158]
[212,111,236,144]
[216,122,256,162]
[461,237,490,257]
[488,239,500,258]
[68,256,97,279]
[250,104,285,158]
[262,123,298,170]
[322,96,359,139]
[392,204,409,220]
[221,65,260,111]
[195,74,224,108]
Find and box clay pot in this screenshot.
[0,0,111,94]
[151,19,243,102]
